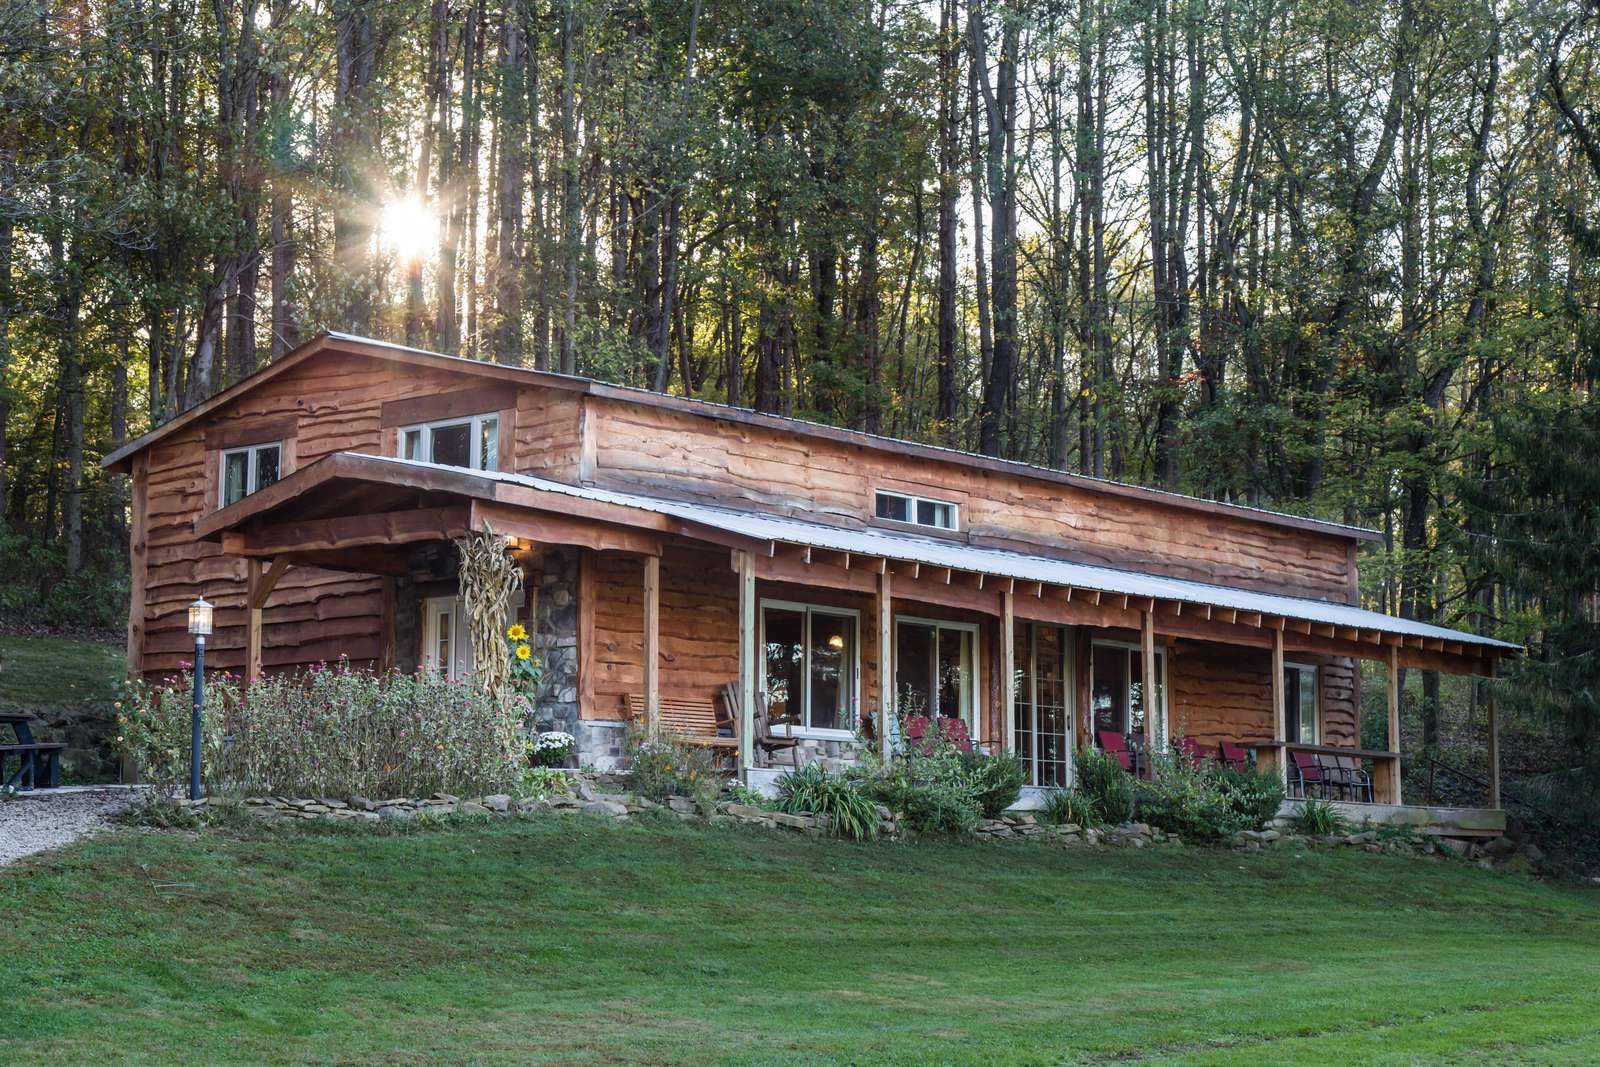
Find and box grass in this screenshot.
[1,816,1598,1066]
[0,633,124,709]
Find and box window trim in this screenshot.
[874,489,960,532]
[758,598,862,739]
[398,412,502,472]
[1089,638,1168,743]
[218,441,283,509]
[894,615,982,734]
[1284,660,1320,746]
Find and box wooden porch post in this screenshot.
[1141,608,1158,777]
[1271,626,1286,788]
[1386,644,1403,805]
[877,567,893,763]
[1001,588,1015,753]
[245,556,290,687]
[1487,657,1500,810]
[643,553,660,732]
[735,549,757,777]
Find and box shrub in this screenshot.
[1292,796,1350,836]
[1074,747,1136,824]
[1134,757,1287,842]
[625,729,722,809]
[775,762,880,840]
[117,662,521,799]
[515,765,573,799]
[1042,787,1097,827]
[896,779,982,835]
[960,749,1027,818]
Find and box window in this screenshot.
[220,442,281,507]
[423,596,474,680]
[874,490,958,531]
[895,618,978,730]
[1284,663,1318,745]
[401,413,500,472]
[761,601,859,734]
[1013,622,1073,787]
[1090,641,1165,742]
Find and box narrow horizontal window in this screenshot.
[398,413,501,472]
[874,490,958,531]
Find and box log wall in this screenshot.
[132,353,583,677]
[585,398,1355,601]
[1169,642,1360,749]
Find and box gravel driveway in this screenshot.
[0,788,139,868]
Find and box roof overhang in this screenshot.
[203,453,1515,675]
[104,331,1381,544]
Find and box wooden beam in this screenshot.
[126,453,149,683]
[736,549,758,778]
[223,505,471,557]
[1001,589,1016,755]
[1487,658,1500,810]
[1142,609,1159,777]
[643,553,661,732]
[877,567,893,763]
[249,556,291,608]
[245,559,264,687]
[1271,627,1286,789]
[472,502,664,556]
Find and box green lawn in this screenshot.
[2,817,1598,1066]
[0,633,123,709]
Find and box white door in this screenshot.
[423,596,474,680]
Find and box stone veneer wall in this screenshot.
[526,548,579,737]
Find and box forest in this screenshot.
[1,0,1598,809]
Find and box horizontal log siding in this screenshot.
[133,354,583,677]
[585,399,1354,601]
[1169,643,1361,750]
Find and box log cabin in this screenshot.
[103,332,1517,832]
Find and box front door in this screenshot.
[422,596,474,681]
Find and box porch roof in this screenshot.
[213,452,1513,661]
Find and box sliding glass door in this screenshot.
[894,617,978,732]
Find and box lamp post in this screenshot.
[187,597,214,801]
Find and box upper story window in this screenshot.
[874,490,958,531]
[220,442,281,508]
[401,413,500,472]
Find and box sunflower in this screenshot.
[506,623,528,641]
[515,644,533,660]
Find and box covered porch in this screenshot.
[198,452,1516,834]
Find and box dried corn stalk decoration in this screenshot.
[455,523,523,763]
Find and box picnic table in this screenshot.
[1,713,63,790]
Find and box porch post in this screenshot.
[643,553,660,732]
[877,567,893,763]
[1386,643,1403,805]
[1000,588,1015,754]
[246,559,264,687]
[1271,626,1286,788]
[1487,657,1500,810]
[1141,609,1158,777]
[735,549,757,777]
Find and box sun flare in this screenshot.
[376,195,436,264]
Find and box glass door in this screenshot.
[423,596,474,681]
[1013,622,1073,787]
[894,617,979,733]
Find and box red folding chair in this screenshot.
[1097,730,1134,773]
[1218,741,1248,773]
[937,716,974,752]
[1175,736,1210,766]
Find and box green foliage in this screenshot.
[1073,747,1136,825]
[891,778,982,836]
[625,729,723,810]
[1134,757,1287,842]
[1293,797,1350,837]
[0,533,127,631]
[774,762,879,840]
[514,765,574,799]
[723,783,776,810]
[1041,787,1097,828]
[116,662,520,799]
[959,749,1027,818]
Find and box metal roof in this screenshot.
[362,455,1515,652]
